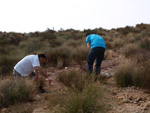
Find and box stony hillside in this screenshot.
[1,50,150,113]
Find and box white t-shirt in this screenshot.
[14,55,40,77]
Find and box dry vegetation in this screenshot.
[0,23,150,112]
[48,70,105,113]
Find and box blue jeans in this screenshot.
[87,47,105,75]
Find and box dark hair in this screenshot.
[38,54,46,59]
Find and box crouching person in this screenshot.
[13,54,51,93]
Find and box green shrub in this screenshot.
[130,59,150,89]
[140,37,150,50]
[115,58,150,89]
[48,80,104,113]
[131,64,143,87]
[49,39,62,47]
[46,46,71,68]
[19,37,43,54]
[123,43,141,58]
[9,103,35,113]
[105,41,112,49]
[114,60,134,87]
[41,31,56,41]
[0,56,18,75]
[139,60,150,89]
[65,39,81,47]
[0,78,36,107]
[58,70,86,92]
[111,38,124,49]
[71,44,88,64]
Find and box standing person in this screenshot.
[86,34,105,80]
[13,54,50,93]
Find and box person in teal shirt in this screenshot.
[86,34,105,80]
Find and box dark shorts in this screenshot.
[13,69,22,78]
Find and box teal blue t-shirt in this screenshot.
[86,34,105,49]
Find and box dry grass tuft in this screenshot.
[48,77,105,113]
[0,78,36,107]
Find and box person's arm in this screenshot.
[34,67,52,86]
[36,66,48,78]
[87,42,91,50]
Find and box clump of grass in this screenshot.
[46,46,71,68]
[123,43,141,58]
[58,70,85,92]
[105,41,112,49]
[115,58,150,89]
[0,78,36,107]
[130,58,150,89]
[65,39,80,47]
[0,55,18,75]
[129,63,143,88]
[48,80,104,113]
[140,37,150,50]
[139,60,150,89]
[71,44,88,64]
[19,37,43,54]
[9,103,35,113]
[111,38,124,50]
[114,60,134,87]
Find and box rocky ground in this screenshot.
[1,50,150,113]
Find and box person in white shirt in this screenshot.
[13,54,50,93]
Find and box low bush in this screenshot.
[58,70,85,92]
[111,38,124,50]
[19,37,43,54]
[114,60,134,87]
[0,56,18,75]
[123,43,141,58]
[115,58,150,89]
[140,37,150,50]
[0,78,36,107]
[9,103,35,113]
[46,46,71,68]
[48,76,104,113]
[138,60,150,89]
[71,44,88,64]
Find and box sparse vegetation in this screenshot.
[9,103,35,113]
[49,71,105,113]
[0,23,150,112]
[58,70,86,91]
[0,78,36,107]
[0,55,19,75]
[114,60,134,87]
[115,50,150,89]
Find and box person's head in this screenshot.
[38,54,47,64]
